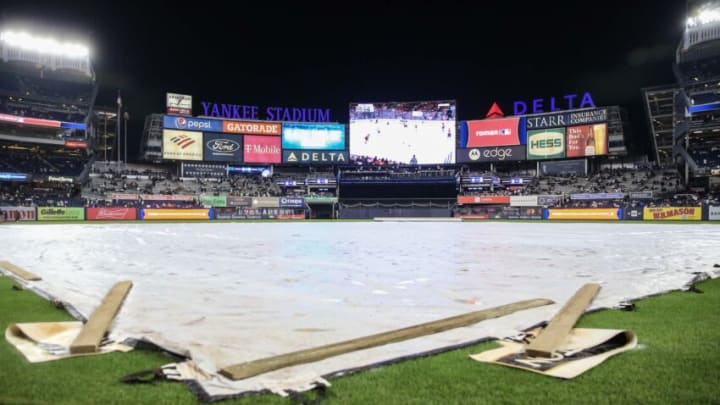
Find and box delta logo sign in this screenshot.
[511,92,595,115]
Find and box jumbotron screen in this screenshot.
[349,100,456,165]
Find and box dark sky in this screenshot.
[2,0,685,159]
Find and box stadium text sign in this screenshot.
[527,128,566,160]
[283,150,348,164]
[201,102,331,122]
[513,92,595,115]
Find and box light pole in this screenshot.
[116,90,122,165]
[124,111,129,166]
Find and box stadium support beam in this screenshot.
[0,260,41,281]
[219,298,554,381]
[70,281,133,354]
[525,283,601,358]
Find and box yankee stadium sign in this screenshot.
[201,101,331,122]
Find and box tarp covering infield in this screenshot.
[1,222,719,399]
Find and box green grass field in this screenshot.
[1,274,719,405]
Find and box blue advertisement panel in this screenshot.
[163,115,223,132]
[282,122,346,150]
[203,132,243,163]
[570,192,625,200]
[283,149,349,164]
[278,196,305,208]
[0,172,29,182]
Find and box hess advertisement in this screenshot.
[566,123,608,157]
[243,135,281,163]
[460,117,521,148]
[162,130,203,161]
[456,145,526,163]
[527,128,566,160]
[203,132,243,162]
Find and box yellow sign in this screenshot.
[547,208,619,220]
[643,207,701,221]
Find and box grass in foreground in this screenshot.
[0,275,719,404]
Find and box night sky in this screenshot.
[2,0,685,160]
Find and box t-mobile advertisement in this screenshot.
[243,135,282,163]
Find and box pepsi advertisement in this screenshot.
[163,115,223,132]
[203,132,243,162]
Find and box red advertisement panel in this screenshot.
[65,140,89,149]
[464,118,520,147]
[243,135,282,163]
[0,207,36,221]
[457,195,511,205]
[87,207,137,220]
[566,124,607,157]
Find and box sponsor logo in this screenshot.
[175,117,187,128]
[207,139,240,153]
[481,147,514,160]
[468,149,481,161]
[223,121,282,135]
[279,197,305,207]
[246,144,280,154]
[527,129,565,159]
[170,134,196,149]
[40,208,65,215]
[95,208,131,220]
[651,207,696,220]
[48,176,74,183]
[287,152,298,162]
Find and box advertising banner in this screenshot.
[251,197,280,208]
[643,207,701,221]
[510,195,538,206]
[222,120,282,136]
[166,93,192,115]
[524,108,608,130]
[623,207,644,220]
[37,207,85,221]
[86,207,137,220]
[460,117,521,148]
[141,194,196,201]
[456,145,526,163]
[214,207,304,220]
[199,195,227,207]
[282,123,346,150]
[537,195,564,206]
[304,196,338,204]
[64,140,89,149]
[709,205,720,220]
[111,193,139,201]
[539,159,586,176]
[227,196,253,207]
[457,195,511,205]
[180,162,227,178]
[566,123,608,157]
[203,132,243,163]
[162,129,203,161]
[570,192,624,200]
[163,115,222,132]
[0,206,36,221]
[628,191,653,200]
[454,206,542,220]
[527,128,566,160]
[283,150,348,164]
[140,209,211,220]
[546,208,620,220]
[243,135,281,163]
[278,196,305,208]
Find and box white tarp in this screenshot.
[1,222,718,397]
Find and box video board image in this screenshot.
[349,100,456,165]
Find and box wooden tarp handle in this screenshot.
[70,281,133,354]
[525,283,601,358]
[220,297,554,380]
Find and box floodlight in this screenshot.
[0,30,89,58]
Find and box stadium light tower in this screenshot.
[124,111,129,165]
[0,30,89,58]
